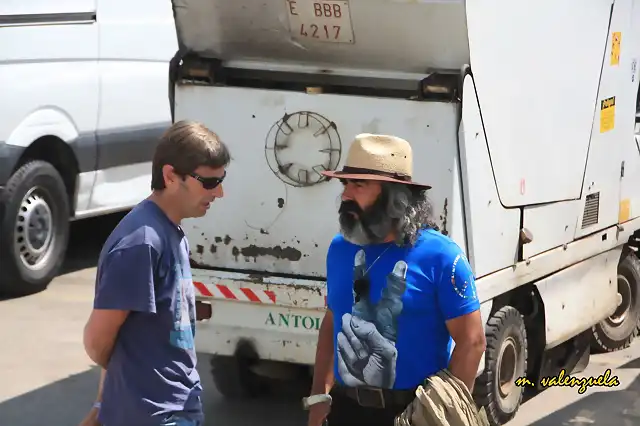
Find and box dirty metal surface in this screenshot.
[179,85,460,276]
[171,0,470,73]
[193,269,327,310]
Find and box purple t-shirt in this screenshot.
[94,199,202,426]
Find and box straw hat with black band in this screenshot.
[321,133,432,189]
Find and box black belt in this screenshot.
[337,386,416,409]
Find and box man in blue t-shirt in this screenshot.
[79,121,231,426]
[305,134,487,426]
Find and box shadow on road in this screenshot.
[4,351,640,426]
[0,354,309,426]
[9,357,640,426]
[203,384,308,426]
[619,357,640,370]
[199,354,309,426]
[0,366,102,426]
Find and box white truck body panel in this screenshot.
[573,0,636,240]
[458,74,521,277]
[170,0,640,395]
[193,271,326,364]
[467,0,616,207]
[535,247,621,350]
[478,220,640,303]
[179,85,464,275]
[522,201,581,260]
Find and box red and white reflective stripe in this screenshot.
[194,281,276,304]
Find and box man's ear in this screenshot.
[162,164,178,188]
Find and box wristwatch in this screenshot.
[302,393,332,410]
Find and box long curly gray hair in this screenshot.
[339,181,437,247]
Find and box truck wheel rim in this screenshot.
[14,187,55,271]
[608,274,632,326]
[497,336,518,399]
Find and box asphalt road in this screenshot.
[2,212,640,426]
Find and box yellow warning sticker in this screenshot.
[611,32,621,66]
[619,199,631,223]
[600,96,615,133]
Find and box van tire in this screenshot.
[473,305,527,426]
[210,355,270,399]
[591,249,640,353]
[0,160,70,297]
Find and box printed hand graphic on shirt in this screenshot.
[337,313,398,388]
[376,261,407,343]
[351,249,375,322]
[337,251,408,389]
[170,264,196,350]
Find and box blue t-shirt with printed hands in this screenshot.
[326,228,480,390]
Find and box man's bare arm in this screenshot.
[446,309,486,392]
[83,309,129,368]
[307,310,335,426]
[77,369,107,426]
[95,368,106,402]
[310,310,335,395]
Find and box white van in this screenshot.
[0,0,178,295]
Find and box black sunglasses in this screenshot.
[354,275,370,302]
[189,170,226,190]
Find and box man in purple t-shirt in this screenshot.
[79,121,231,426]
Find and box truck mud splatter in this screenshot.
[231,245,303,262]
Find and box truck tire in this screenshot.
[210,355,270,399]
[0,160,70,297]
[591,249,640,353]
[473,305,527,426]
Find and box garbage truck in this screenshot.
[168,0,640,424]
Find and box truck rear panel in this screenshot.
[193,269,325,363]
[180,83,462,277]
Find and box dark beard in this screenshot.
[338,193,395,245]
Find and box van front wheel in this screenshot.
[0,160,69,296]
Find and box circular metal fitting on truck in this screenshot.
[264,111,342,188]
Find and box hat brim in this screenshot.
[321,170,432,189]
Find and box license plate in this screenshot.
[285,0,355,44]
